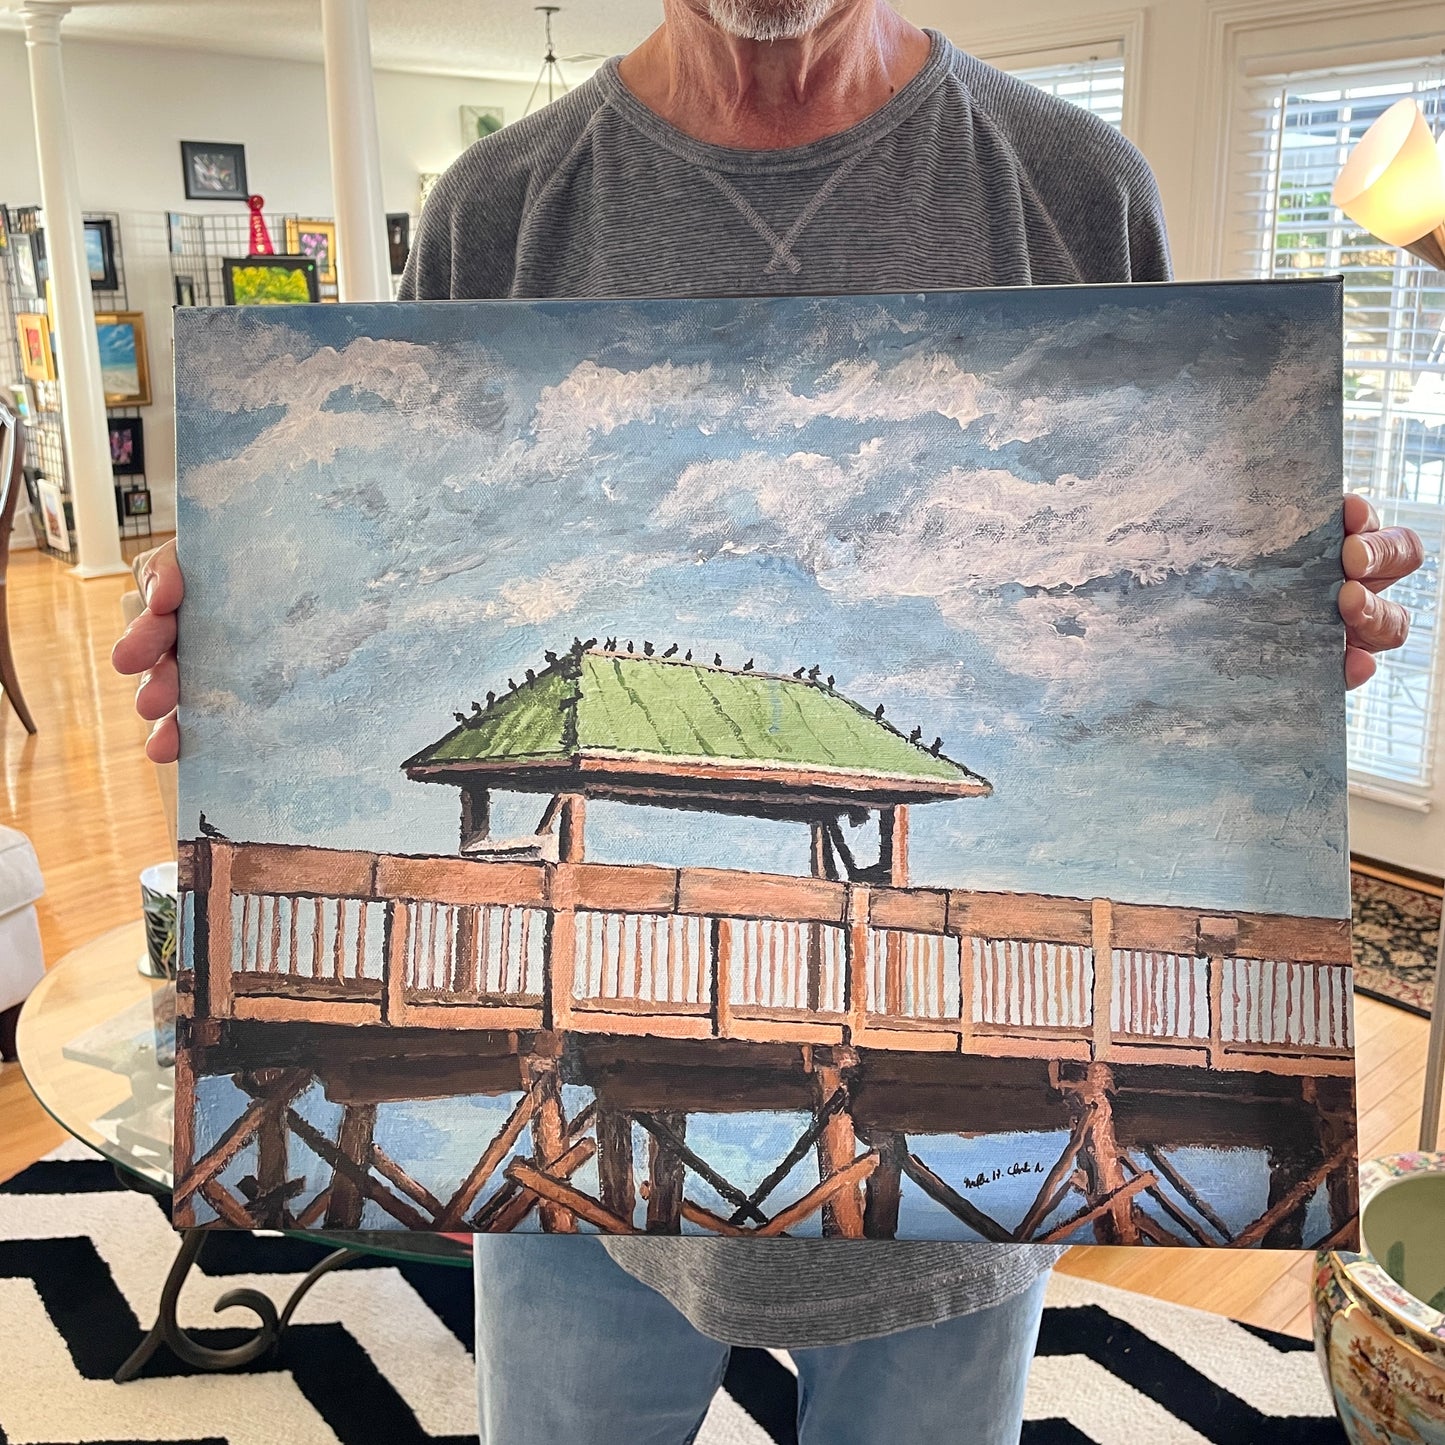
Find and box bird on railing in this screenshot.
[198,812,228,840]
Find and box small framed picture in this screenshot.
[83,217,118,290]
[222,255,319,305]
[94,312,152,406]
[37,477,68,551]
[174,273,198,307]
[10,232,39,297]
[123,487,152,518]
[180,140,248,201]
[15,312,55,383]
[460,104,504,145]
[108,416,145,475]
[386,212,410,275]
[284,217,338,285]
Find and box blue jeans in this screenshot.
[474,1238,1047,1444]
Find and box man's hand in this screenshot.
[111,538,183,763]
[1339,494,1422,689]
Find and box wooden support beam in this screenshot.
[712,918,734,1039]
[637,1111,694,1233]
[173,1093,271,1207]
[545,865,577,1032]
[1035,1171,1155,1245]
[476,1138,597,1234]
[1058,1061,1138,1244]
[558,794,586,864]
[1140,1145,1234,1243]
[845,885,870,1041]
[526,1054,576,1234]
[199,1177,257,1230]
[204,841,236,1020]
[325,1103,378,1229]
[286,1109,431,1231]
[1119,1153,1215,1248]
[814,1064,864,1238]
[293,1188,332,1230]
[758,1152,878,1237]
[370,1141,445,1221]
[880,805,909,886]
[640,1181,756,1237]
[898,1149,1014,1244]
[596,1108,635,1222]
[1090,899,1113,1061]
[382,899,410,1027]
[1133,1210,1194,1249]
[1229,1141,1354,1250]
[1014,1103,1094,1242]
[505,1161,638,1235]
[862,1130,904,1239]
[1260,1143,1315,1249]
[435,1079,542,1229]
[460,784,491,852]
[726,1088,849,1226]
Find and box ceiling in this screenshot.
[0,0,663,81]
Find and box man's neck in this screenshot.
[617,1,931,150]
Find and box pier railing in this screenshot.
[178,840,1353,1074]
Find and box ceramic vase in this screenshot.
[1313,1152,1445,1444]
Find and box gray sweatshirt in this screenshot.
[400,29,1171,1349]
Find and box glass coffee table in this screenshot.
[16,921,470,1381]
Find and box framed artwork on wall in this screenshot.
[37,477,67,551]
[15,312,54,383]
[123,487,152,518]
[94,312,153,406]
[221,255,319,306]
[283,218,338,285]
[386,213,410,275]
[459,104,504,144]
[108,416,145,475]
[10,233,39,298]
[174,274,198,307]
[83,218,118,290]
[181,141,248,201]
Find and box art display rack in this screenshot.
[167,211,336,305]
[0,204,154,560]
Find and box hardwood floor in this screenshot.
[0,540,1433,1339]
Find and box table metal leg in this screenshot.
[1421,909,1445,1153]
[112,1170,362,1382]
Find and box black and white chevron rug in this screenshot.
[0,1140,1345,1444]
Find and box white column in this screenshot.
[1422,915,1444,1151]
[321,0,392,302]
[22,1,127,579]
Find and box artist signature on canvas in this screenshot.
[961,1161,1048,1190]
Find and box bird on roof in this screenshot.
[931,737,943,755]
[525,668,536,683]
[713,653,723,666]
[808,665,821,680]
[453,711,467,723]
[663,643,678,657]
[875,704,885,719]
[909,726,922,743]
[486,691,496,706]
[743,658,754,671]
[644,641,655,656]
[605,636,617,651]
[471,700,483,713]
[684,649,693,661]
[508,678,518,691]
[793,666,807,678]
[583,637,597,650]
[627,640,635,653]
[826,674,835,688]
[544,649,558,665]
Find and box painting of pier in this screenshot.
[173,281,1352,1246]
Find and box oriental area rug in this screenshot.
[0,1141,1346,1444]
[1350,863,1442,1019]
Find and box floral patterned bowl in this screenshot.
[1313,1152,1445,1444]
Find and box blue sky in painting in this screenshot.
[174,282,1347,919]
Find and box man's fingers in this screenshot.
[1342,493,1380,536]
[145,710,180,765]
[138,539,184,616]
[1339,579,1410,653]
[1341,525,1423,586]
[112,609,177,676]
[1344,647,1377,690]
[135,654,179,722]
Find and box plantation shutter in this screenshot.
[1231,56,1445,792]
[1003,45,1127,130]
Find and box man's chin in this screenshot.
[706,0,841,42]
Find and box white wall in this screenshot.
[0,32,542,537]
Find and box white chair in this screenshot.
[0,823,45,1059]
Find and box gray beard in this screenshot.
[706,0,840,41]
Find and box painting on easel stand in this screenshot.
[173,283,1356,1249]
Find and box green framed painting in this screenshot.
[221,256,319,307]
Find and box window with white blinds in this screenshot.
[1004,48,1126,130]
[1236,57,1445,789]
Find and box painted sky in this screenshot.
[175,283,1347,918]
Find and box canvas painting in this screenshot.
[37,477,67,551]
[460,104,505,144]
[95,312,151,406]
[84,217,118,290]
[181,140,248,201]
[108,416,145,475]
[173,283,1356,1249]
[284,218,338,285]
[15,312,54,384]
[222,256,319,307]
